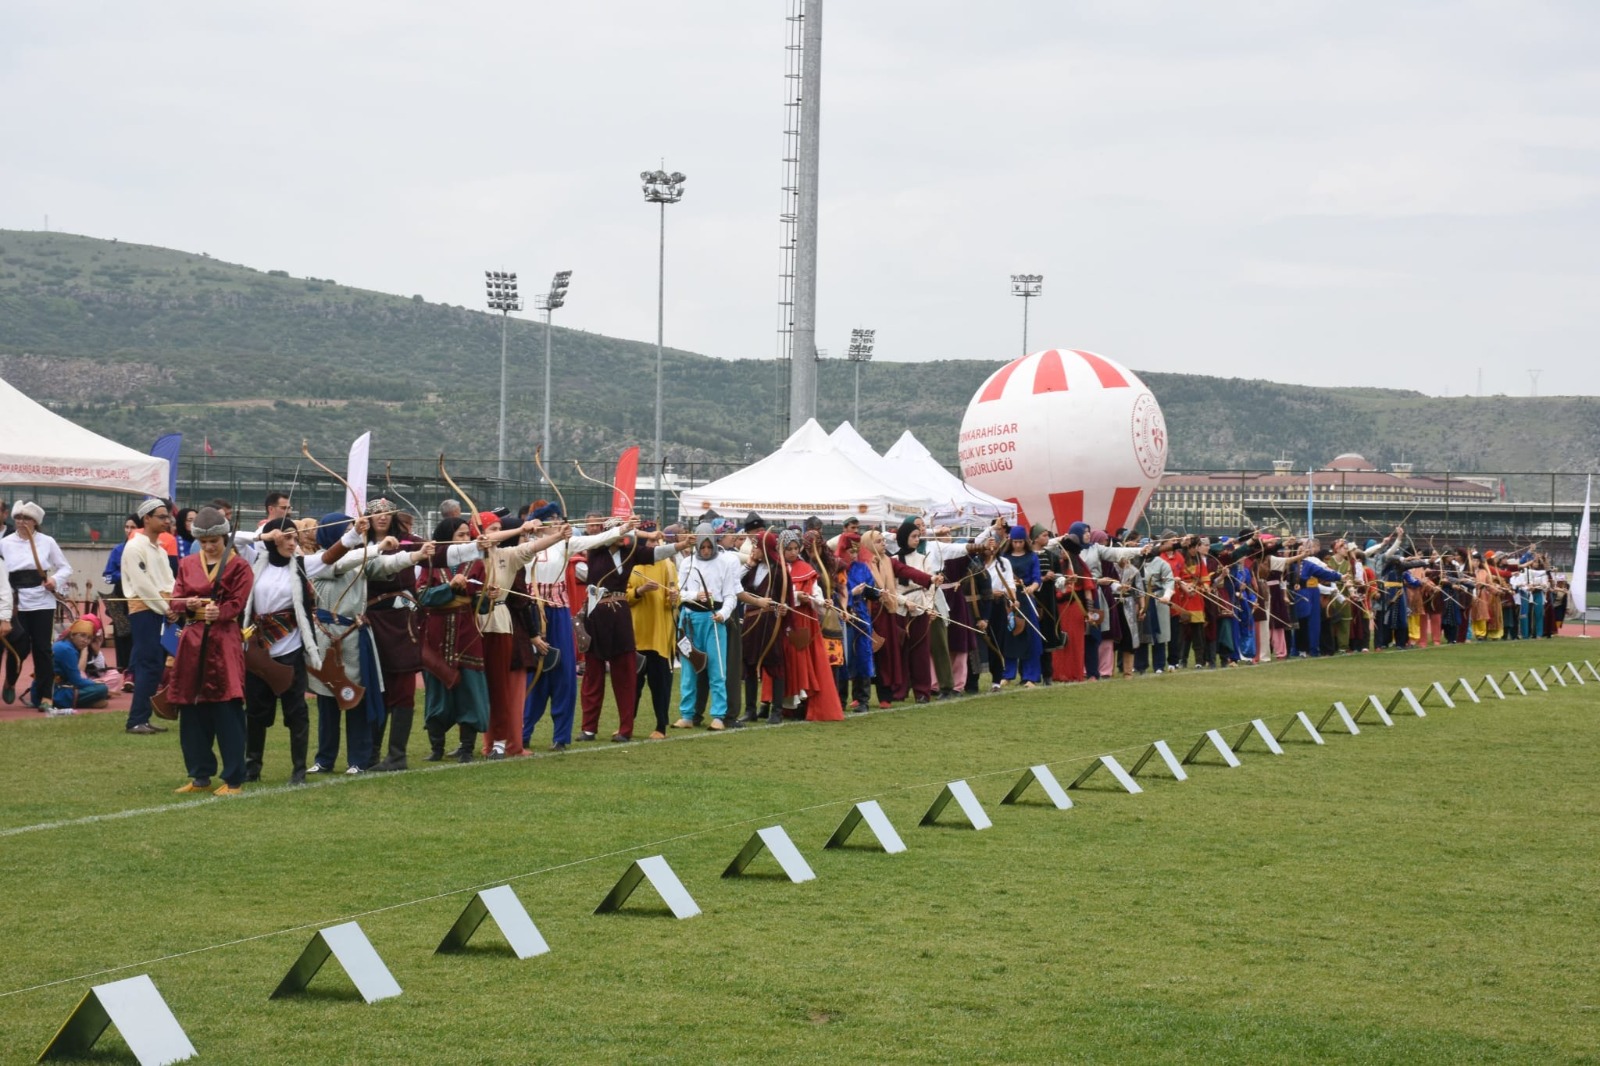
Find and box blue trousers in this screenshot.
[179,699,246,786]
[126,610,166,728]
[678,609,727,720]
[315,694,374,770]
[1531,592,1546,638]
[524,608,577,746]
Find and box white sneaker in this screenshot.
[46,707,76,717]
[306,763,330,774]
[345,765,363,775]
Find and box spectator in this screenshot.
[1,501,73,711]
[51,619,109,712]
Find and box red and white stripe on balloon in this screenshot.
[958,349,1168,536]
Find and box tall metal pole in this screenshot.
[542,304,553,465]
[497,309,509,479]
[789,0,823,432]
[853,361,860,426]
[1021,296,1029,357]
[655,199,666,522]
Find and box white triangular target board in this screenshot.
[1448,678,1481,704]
[824,800,906,853]
[1352,695,1394,726]
[594,855,700,918]
[1182,729,1243,767]
[920,780,993,829]
[271,921,401,1003]
[1068,755,1143,793]
[1315,701,1361,735]
[436,884,549,959]
[1482,674,1506,700]
[1000,765,1073,809]
[1233,719,1285,755]
[39,974,195,1066]
[1547,664,1567,688]
[1128,740,1189,781]
[1275,712,1325,745]
[723,826,816,882]
[1504,671,1527,696]
[1527,669,1549,692]
[1566,662,1586,685]
[1585,661,1600,683]
[1386,688,1427,718]
[1425,681,1456,708]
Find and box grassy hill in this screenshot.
[2,230,1597,477]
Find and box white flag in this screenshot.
[345,432,371,517]
[1571,474,1590,619]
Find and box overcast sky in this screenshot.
[4,1,1597,397]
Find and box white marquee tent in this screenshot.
[679,419,925,523]
[0,375,169,497]
[882,430,1017,527]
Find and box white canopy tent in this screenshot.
[679,418,925,524]
[883,430,1017,527]
[0,376,169,497]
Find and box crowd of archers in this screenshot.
[0,491,1574,796]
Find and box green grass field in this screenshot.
[3,643,1597,1065]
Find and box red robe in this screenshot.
[168,552,253,705]
[783,559,845,721]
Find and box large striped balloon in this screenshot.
[958,349,1168,536]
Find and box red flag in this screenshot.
[612,446,639,518]
[204,436,215,457]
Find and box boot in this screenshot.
[456,726,478,763]
[766,684,785,724]
[425,721,447,762]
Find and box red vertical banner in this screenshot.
[612,446,640,518]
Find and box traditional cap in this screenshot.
[713,518,739,535]
[838,530,861,551]
[365,497,397,515]
[477,511,502,532]
[136,498,166,519]
[841,516,861,528]
[1365,539,1379,550]
[1030,523,1050,541]
[1009,524,1028,541]
[531,501,563,522]
[742,511,767,531]
[191,506,230,538]
[637,519,658,533]
[14,501,43,523]
[778,528,801,549]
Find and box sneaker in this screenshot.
[549,742,569,752]
[306,763,331,774]
[213,784,244,796]
[990,683,1001,693]
[244,772,261,783]
[877,700,891,709]
[37,700,54,713]
[174,781,210,794]
[487,749,506,761]
[46,706,76,717]
[1,684,12,704]
[610,733,631,743]
[289,770,307,785]
[576,731,598,742]
[344,765,363,774]
[126,723,161,735]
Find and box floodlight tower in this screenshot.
[533,270,572,468]
[846,328,875,427]
[486,270,522,479]
[1011,274,1042,356]
[642,167,687,521]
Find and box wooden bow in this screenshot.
[302,439,363,517]
[383,461,426,521]
[573,460,631,517]
[437,453,481,536]
[533,446,569,521]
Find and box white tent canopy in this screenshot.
[0,376,169,497]
[883,430,1017,527]
[679,419,925,523]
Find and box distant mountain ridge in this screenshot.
[2,230,1596,478]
